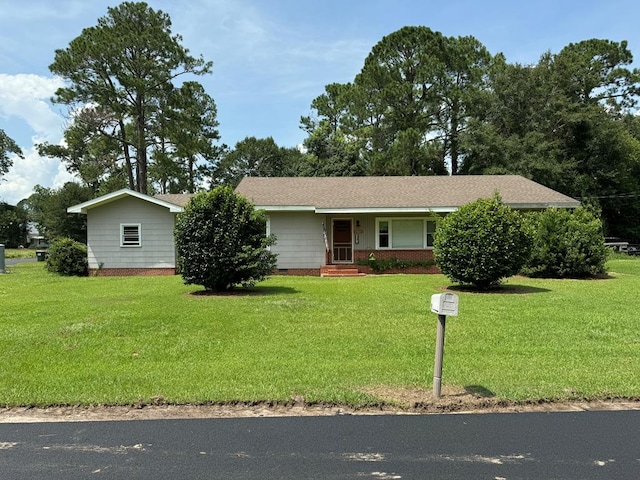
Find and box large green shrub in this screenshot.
[175,187,278,292]
[522,207,607,278]
[434,193,532,289]
[45,237,88,276]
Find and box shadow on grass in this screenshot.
[447,284,551,295]
[188,286,298,297]
[464,385,495,398]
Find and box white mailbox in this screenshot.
[430,293,459,317]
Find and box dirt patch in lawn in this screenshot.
[1,387,639,423]
[358,385,640,413]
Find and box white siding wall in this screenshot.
[87,197,177,269]
[269,212,326,269]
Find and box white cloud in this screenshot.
[0,73,70,204]
[0,146,76,204]
[0,73,66,144]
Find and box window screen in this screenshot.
[121,224,141,247]
[391,219,423,248]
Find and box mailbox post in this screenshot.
[430,293,459,398]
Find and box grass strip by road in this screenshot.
[1,258,639,407]
[3,248,36,259]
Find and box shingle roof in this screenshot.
[68,189,185,214]
[235,176,580,212]
[154,193,194,207]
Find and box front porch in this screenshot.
[320,265,366,277]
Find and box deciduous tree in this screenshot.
[211,137,305,187]
[38,107,126,194]
[460,39,640,241]
[23,183,94,243]
[0,202,28,247]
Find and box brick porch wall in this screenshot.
[354,249,435,263]
[272,250,440,276]
[357,264,441,275]
[91,268,177,276]
[354,249,440,275]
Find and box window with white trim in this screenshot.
[426,220,437,247]
[375,218,437,249]
[120,223,141,247]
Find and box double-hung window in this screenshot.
[376,218,437,249]
[120,223,141,247]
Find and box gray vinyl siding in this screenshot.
[87,197,177,269]
[269,211,326,269]
[268,212,441,270]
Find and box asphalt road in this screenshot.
[3,257,37,265]
[1,410,638,479]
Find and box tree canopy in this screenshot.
[302,29,640,241]
[301,26,495,176]
[9,13,640,243]
[23,183,94,243]
[0,129,22,178]
[459,39,640,240]
[211,137,305,187]
[0,202,28,247]
[47,1,216,195]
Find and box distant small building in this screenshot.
[26,222,48,249]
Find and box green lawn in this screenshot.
[3,248,36,259]
[1,258,639,407]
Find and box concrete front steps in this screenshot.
[320,265,366,277]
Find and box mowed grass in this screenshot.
[1,258,639,407]
[3,248,36,259]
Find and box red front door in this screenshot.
[332,219,353,263]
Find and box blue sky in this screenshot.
[1,0,639,204]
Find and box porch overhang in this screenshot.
[315,207,455,214]
[257,202,578,215]
[258,206,455,214]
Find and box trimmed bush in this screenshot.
[434,193,532,289]
[360,255,436,272]
[175,186,278,292]
[46,237,88,276]
[522,207,607,278]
